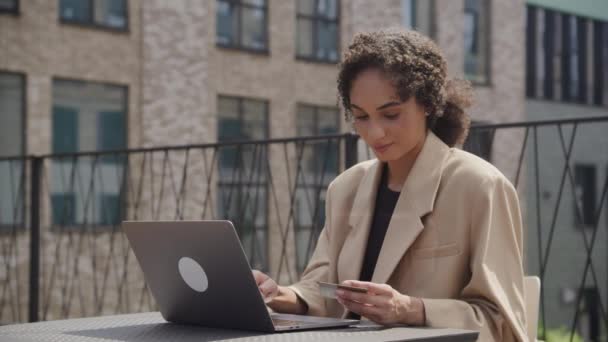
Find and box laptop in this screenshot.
[123,220,359,332]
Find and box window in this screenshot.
[604,24,608,106]
[525,7,537,98]
[59,0,128,30]
[0,72,25,229]
[217,95,269,270]
[216,0,268,52]
[51,79,127,228]
[296,0,340,63]
[401,0,434,38]
[592,22,604,105]
[296,104,340,172]
[0,0,18,14]
[594,22,608,106]
[526,6,608,106]
[464,0,490,84]
[574,164,596,227]
[294,104,339,272]
[561,15,587,103]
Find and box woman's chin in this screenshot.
[373,151,397,162]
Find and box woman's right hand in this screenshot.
[252,270,279,304]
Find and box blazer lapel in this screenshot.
[371,132,450,285]
[337,161,383,283]
[370,197,424,284]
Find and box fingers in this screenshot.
[337,296,383,320]
[252,270,278,303]
[341,280,392,295]
[259,278,277,297]
[336,288,387,308]
[251,269,266,285]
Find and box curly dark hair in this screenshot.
[337,29,472,147]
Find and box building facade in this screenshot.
[524,0,608,339]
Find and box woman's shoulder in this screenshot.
[443,148,514,191]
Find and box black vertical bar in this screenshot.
[562,14,571,102]
[28,156,41,323]
[412,0,417,29]
[544,10,555,100]
[593,21,604,106]
[344,133,358,169]
[577,17,587,104]
[526,6,537,98]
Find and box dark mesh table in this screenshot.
[0,312,479,341]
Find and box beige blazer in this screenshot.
[290,132,527,342]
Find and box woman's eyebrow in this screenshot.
[376,101,401,110]
[350,101,401,113]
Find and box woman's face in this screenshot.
[349,68,427,162]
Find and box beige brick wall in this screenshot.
[435,0,526,179]
[0,0,143,154]
[0,0,145,323]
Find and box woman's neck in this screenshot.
[385,135,426,192]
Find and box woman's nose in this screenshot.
[367,120,386,140]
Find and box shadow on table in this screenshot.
[66,322,265,341]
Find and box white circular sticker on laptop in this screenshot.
[178,257,209,292]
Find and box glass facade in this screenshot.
[526,5,608,106]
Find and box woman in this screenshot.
[254,29,527,341]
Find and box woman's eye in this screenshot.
[384,113,399,120]
[353,115,368,121]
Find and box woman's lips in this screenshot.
[373,143,393,153]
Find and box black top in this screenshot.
[349,165,400,319]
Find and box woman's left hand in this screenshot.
[335,280,425,326]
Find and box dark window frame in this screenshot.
[295,103,340,136]
[577,17,588,104]
[293,103,340,272]
[0,0,19,15]
[216,0,269,54]
[59,0,130,33]
[401,0,436,39]
[526,6,537,98]
[0,70,27,233]
[50,77,129,232]
[543,8,556,100]
[574,163,596,228]
[295,0,341,64]
[216,94,270,271]
[463,0,492,86]
[593,21,604,106]
[295,103,340,173]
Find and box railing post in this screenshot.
[28,156,41,322]
[344,133,359,169]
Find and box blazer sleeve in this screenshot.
[421,176,528,342]
[287,185,333,317]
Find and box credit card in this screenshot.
[317,281,368,299]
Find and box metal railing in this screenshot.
[1,116,607,341]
